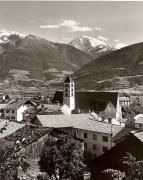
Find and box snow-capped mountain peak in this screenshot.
[0,29,25,43]
[78,35,107,47]
[69,35,115,58]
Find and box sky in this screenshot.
[1,1,143,48]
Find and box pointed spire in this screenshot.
[64,74,74,83]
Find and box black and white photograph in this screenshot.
[0,0,143,179]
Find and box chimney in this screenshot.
[108,118,112,124]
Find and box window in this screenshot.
[11,116,15,120]
[65,88,68,92]
[71,84,74,87]
[84,133,87,138]
[71,93,74,96]
[93,134,97,140]
[102,136,108,142]
[65,93,68,97]
[93,144,97,150]
[6,110,10,114]
[102,146,108,153]
[71,88,74,92]
[84,143,87,149]
[12,110,15,113]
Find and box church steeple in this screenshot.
[63,75,75,111]
[64,74,74,83]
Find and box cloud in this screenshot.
[114,39,120,43]
[60,20,78,27]
[40,24,59,29]
[40,19,92,32]
[60,20,92,32]
[98,36,108,41]
[115,43,127,49]
[68,25,92,32]
[94,27,102,31]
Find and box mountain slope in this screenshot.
[72,42,143,91]
[69,35,115,59]
[0,33,93,85]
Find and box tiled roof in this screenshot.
[0,103,8,110]
[113,127,135,144]
[135,117,143,124]
[4,99,35,110]
[5,124,51,146]
[0,119,25,139]
[36,114,122,136]
[38,104,61,112]
[132,131,143,143]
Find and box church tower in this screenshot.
[63,75,75,111]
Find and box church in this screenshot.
[53,75,122,122]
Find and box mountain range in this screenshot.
[72,42,143,91]
[0,30,93,86]
[1,29,143,92]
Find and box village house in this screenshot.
[53,75,122,122]
[0,122,52,178]
[3,99,36,121]
[133,114,143,129]
[92,130,143,179]
[35,114,122,157]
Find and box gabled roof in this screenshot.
[132,131,143,143]
[134,114,143,124]
[113,127,135,144]
[64,75,74,83]
[4,99,36,110]
[0,103,8,110]
[136,117,143,124]
[4,125,51,146]
[0,119,25,139]
[53,91,119,113]
[36,114,122,136]
[38,104,61,112]
[99,102,116,119]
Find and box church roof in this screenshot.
[64,75,74,83]
[53,91,119,115]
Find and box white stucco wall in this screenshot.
[17,103,34,121]
[63,83,75,111]
[61,127,113,157]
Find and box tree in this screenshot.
[102,169,123,180]
[122,98,143,119]
[121,152,143,180]
[0,142,29,180]
[39,134,86,180]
